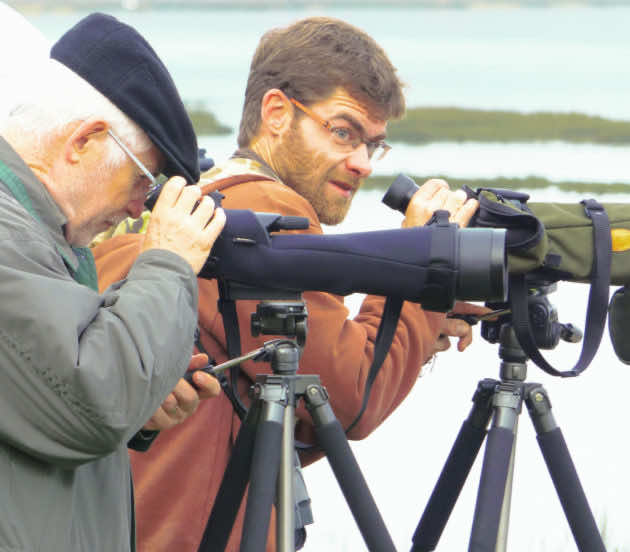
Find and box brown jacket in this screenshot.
[93,162,445,552]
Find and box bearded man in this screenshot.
[94,16,487,551]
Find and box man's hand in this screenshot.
[402,178,479,228]
[141,177,226,274]
[432,301,493,354]
[142,353,221,431]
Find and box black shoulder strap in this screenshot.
[217,290,248,420]
[344,296,404,433]
[510,199,611,377]
[219,288,404,435]
[193,326,247,419]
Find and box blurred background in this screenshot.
[4,1,630,550]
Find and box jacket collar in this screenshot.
[0,135,81,272]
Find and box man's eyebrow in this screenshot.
[332,112,387,142]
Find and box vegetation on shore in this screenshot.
[187,104,630,196]
[364,174,630,195]
[189,104,630,146]
[186,103,232,135]
[387,107,630,144]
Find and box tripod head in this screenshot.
[481,281,582,353]
[251,301,308,348]
[473,280,583,382]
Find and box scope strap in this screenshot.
[510,199,612,377]
[192,327,246,421]
[217,293,249,420]
[344,296,404,434]
[218,290,403,441]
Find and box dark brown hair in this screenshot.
[237,16,406,147]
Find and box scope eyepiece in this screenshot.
[381,174,419,215]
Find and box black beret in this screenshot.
[50,12,199,183]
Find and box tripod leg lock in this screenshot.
[304,384,337,427]
[525,384,558,434]
[250,378,289,406]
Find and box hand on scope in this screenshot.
[433,301,493,353]
[141,177,226,274]
[402,178,479,228]
[142,353,221,431]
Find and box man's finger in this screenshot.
[404,182,450,227]
[189,353,209,370]
[451,301,492,316]
[434,335,451,353]
[170,379,200,416]
[450,198,479,228]
[413,178,449,201]
[192,370,222,399]
[143,407,175,431]
[442,318,470,338]
[457,333,474,352]
[190,194,216,225]
[151,177,186,212]
[175,183,203,214]
[202,207,226,242]
[442,189,467,216]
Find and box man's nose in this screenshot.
[345,143,373,178]
[127,199,146,219]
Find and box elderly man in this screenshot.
[94,16,487,551]
[0,13,224,552]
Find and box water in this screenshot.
[12,4,630,550]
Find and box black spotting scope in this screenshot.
[199,208,507,312]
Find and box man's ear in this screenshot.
[259,89,293,137]
[64,118,109,164]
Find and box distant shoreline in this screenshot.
[189,105,630,145]
[388,107,630,145]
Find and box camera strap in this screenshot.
[345,296,404,434]
[510,199,612,377]
[218,288,404,434]
[217,293,249,420]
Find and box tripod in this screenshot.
[411,323,606,552]
[198,301,397,552]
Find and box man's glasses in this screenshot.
[289,97,391,161]
[107,129,159,197]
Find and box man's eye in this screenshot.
[331,127,354,143]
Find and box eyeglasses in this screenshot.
[107,129,159,197]
[289,98,391,161]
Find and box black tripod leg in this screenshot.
[241,399,285,552]
[469,382,521,552]
[305,384,397,552]
[198,400,262,552]
[412,379,496,552]
[525,385,606,552]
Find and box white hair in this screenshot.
[0,2,50,118]
[1,58,153,168]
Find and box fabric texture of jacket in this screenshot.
[0,136,199,552]
[92,153,445,552]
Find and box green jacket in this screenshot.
[0,136,199,551]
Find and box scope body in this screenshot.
[199,208,507,312]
